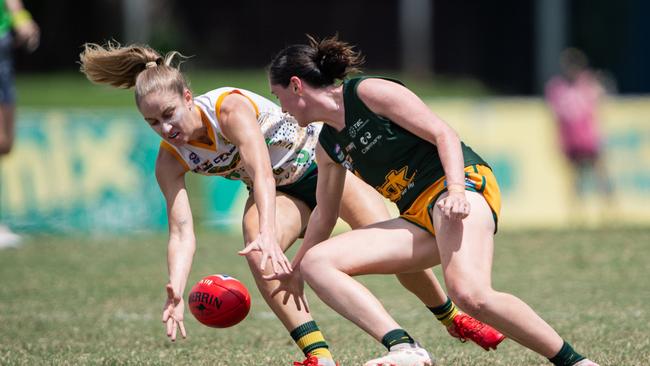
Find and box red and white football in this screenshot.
[188,274,251,328]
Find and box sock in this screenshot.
[548,341,586,366]
[427,297,459,327]
[381,328,415,350]
[290,321,333,360]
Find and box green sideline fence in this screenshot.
[0,109,242,233]
[1,97,649,233]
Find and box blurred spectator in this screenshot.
[545,48,614,222]
[0,0,39,248]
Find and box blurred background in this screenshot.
[1,1,650,365]
[2,0,650,234]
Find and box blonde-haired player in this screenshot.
[79,42,504,366]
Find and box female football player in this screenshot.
[266,35,599,366]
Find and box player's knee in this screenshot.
[243,251,266,276]
[447,282,491,317]
[300,248,330,285]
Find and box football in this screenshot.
[188,274,251,328]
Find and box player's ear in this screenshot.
[183,88,193,107]
[290,76,303,95]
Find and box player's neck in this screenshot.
[320,86,345,131]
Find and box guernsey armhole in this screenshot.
[159,141,190,171]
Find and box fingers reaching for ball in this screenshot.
[162,283,187,341]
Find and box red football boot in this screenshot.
[448,313,506,351]
[293,355,339,366]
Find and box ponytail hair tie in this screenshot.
[145,61,157,69]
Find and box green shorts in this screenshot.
[276,164,318,210]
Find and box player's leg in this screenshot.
[339,171,450,307]
[434,190,594,365]
[242,192,335,366]
[301,218,438,366]
[338,171,504,351]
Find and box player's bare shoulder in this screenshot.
[356,78,407,114]
[155,144,187,183]
[219,92,256,120]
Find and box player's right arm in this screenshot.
[155,146,192,341]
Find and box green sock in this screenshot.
[381,329,415,350]
[427,297,459,327]
[548,341,586,366]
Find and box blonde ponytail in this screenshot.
[79,42,189,104]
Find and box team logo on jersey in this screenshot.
[376,166,416,202]
[359,131,372,145]
[348,118,369,138]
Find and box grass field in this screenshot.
[1,227,648,365]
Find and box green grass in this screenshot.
[16,70,489,108]
[0,227,648,365]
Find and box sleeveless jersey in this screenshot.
[318,76,488,213]
[161,87,321,187]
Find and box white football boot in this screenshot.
[363,343,434,366]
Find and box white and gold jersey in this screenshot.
[160,87,321,187]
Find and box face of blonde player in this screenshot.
[270,80,312,128]
[138,88,199,146]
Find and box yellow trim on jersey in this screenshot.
[400,164,501,236]
[159,141,190,172]
[188,105,218,151]
[215,89,260,120]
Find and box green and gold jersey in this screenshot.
[318,76,488,213]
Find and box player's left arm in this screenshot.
[218,93,292,274]
[261,143,345,312]
[292,143,346,267]
[356,78,469,220]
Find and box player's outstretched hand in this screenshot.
[162,283,187,342]
[239,233,292,275]
[263,269,309,313]
[437,191,471,221]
